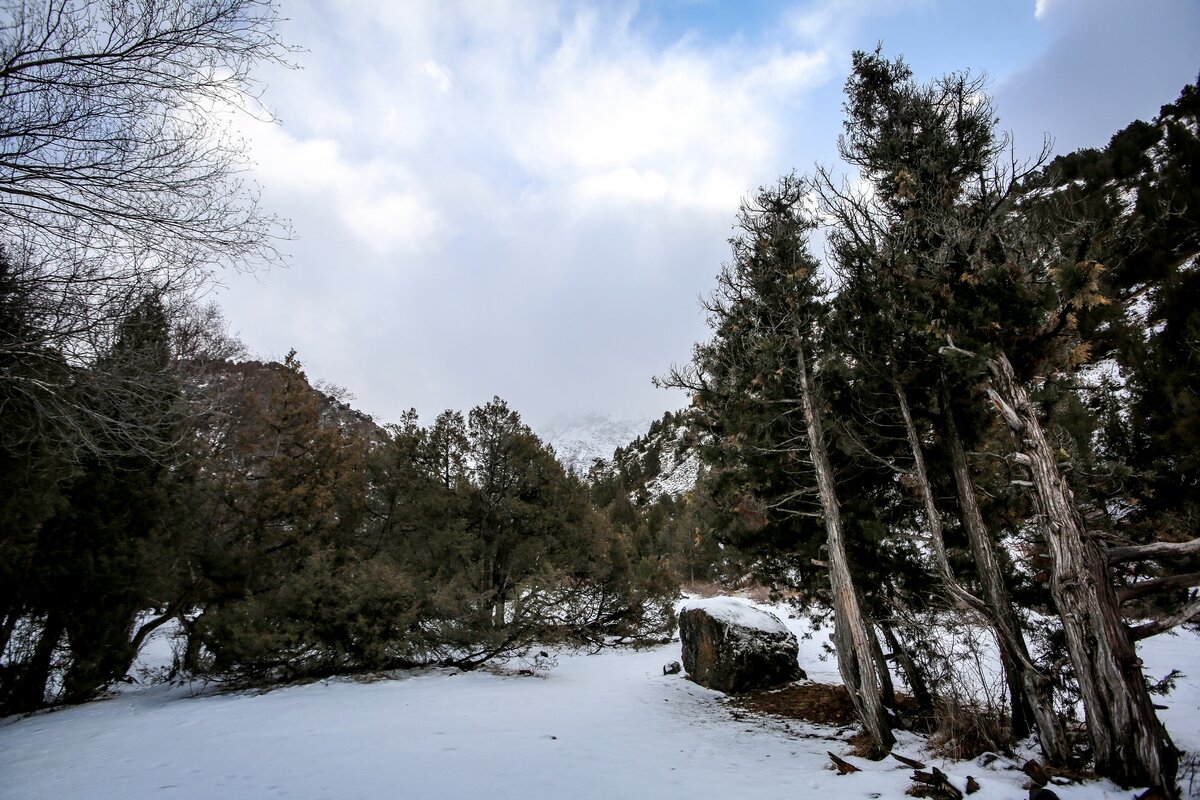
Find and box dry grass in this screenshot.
[730,682,862,727]
[729,682,922,729]
[680,579,774,604]
[926,698,1014,760]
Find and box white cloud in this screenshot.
[245,123,441,256]
[272,2,833,214]
[470,12,831,211]
[225,1,853,424]
[786,0,929,44]
[417,60,454,93]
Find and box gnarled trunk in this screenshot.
[941,387,1069,763]
[798,340,894,757]
[988,352,1176,795]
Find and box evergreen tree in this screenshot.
[825,48,1175,791]
[1,293,182,711]
[663,174,894,757]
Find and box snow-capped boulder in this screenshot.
[678,598,803,694]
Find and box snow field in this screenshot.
[1,599,1195,799]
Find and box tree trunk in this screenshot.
[0,605,21,659]
[798,339,894,757]
[988,352,1177,795]
[895,376,1067,761]
[4,611,64,713]
[62,604,138,704]
[941,387,1069,763]
[869,621,898,709]
[879,618,934,721]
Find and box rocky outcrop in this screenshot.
[678,598,803,694]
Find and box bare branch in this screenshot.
[1118,573,1200,605]
[1130,597,1200,641]
[1106,538,1200,565]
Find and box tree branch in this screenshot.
[1106,538,1200,564]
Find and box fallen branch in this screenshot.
[911,767,965,799]
[827,751,861,774]
[892,751,926,769]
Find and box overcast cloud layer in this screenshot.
[215,0,1200,431]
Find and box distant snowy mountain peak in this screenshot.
[540,413,652,477]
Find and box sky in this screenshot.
[215,0,1200,432]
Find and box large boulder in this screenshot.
[678,597,803,694]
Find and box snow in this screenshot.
[680,596,791,636]
[540,413,650,476]
[2,604,1197,799]
[643,444,701,499]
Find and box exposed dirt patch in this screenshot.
[729,682,923,731]
[728,682,861,727]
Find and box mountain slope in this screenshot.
[540,413,651,477]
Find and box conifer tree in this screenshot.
[664,174,894,757]
[819,53,1069,760]
[824,48,1175,792]
[1,294,183,710]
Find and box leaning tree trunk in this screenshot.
[4,610,64,714]
[988,352,1177,795]
[878,618,934,720]
[869,622,898,710]
[894,378,1060,754]
[798,339,894,758]
[940,386,1069,763]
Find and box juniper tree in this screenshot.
[815,52,1070,760]
[823,48,1176,792]
[662,174,895,758]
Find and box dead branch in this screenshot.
[1118,572,1200,604]
[1130,597,1200,641]
[828,751,861,774]
[1106,537,1200,564]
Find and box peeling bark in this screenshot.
[988,352,1177,795]
[798,339,894,757]
[942,389,1069,763]
[896,378,1067,762]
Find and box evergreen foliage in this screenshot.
[660,54,1197,793]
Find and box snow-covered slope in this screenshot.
[589,409,704,501]
[540,413,650,477]
[642,442,701,500]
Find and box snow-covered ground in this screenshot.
[2,600,1197,799]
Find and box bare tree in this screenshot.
[0,0,292,269]
[0,0,292,458]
